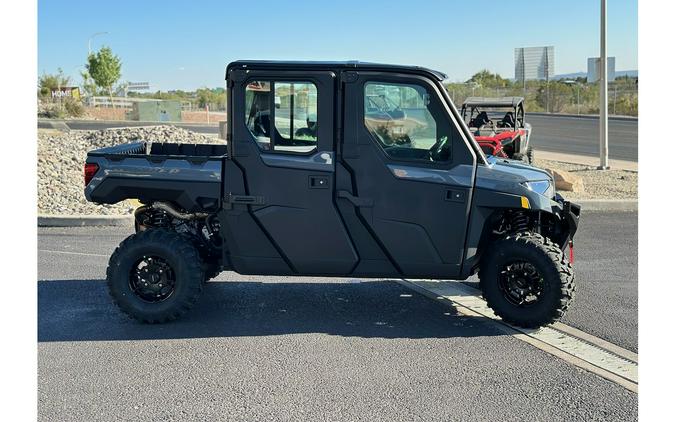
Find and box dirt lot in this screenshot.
[533,158,637,200]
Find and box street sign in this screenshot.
[127,82,150,91]
[51,87,81,100]
[587,57,616,83]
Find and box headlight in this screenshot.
[521,180,552,196]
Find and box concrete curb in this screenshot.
[38,214,134,227]
[575,199,638,211]
[528,112,638,122]
[535,150,638,172]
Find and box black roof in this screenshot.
[462,97,525,108]
[227,60,447,81]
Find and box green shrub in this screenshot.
[38,103,66,119]
[64,98,85,117]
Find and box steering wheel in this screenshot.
[428,136,449,162]
[253,113,269,137]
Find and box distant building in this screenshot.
[514,46,555,83]
[587,57,616,83]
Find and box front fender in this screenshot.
[460,189,581,278]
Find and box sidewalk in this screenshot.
[536,150,637,172]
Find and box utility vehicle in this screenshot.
[461,97,534,163]
[84,61,580,328]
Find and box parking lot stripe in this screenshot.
[38,249,109,258]
[398,279,638,393]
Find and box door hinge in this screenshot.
[341,71,358,84]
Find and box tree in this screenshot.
[467,70,510,89]
[86,46,122,105]
[196,87,216,108]
[196,87,227,110]
[38,68,70,98]
[79,70,99,97]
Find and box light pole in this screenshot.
[598,0,609,169]
[88,32,109,55]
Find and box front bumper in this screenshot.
[554,194,581,250]
[563,200,581,240]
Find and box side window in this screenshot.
[245,80,318,153]
[364,81,452,163]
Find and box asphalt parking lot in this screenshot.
[38,211,638,421]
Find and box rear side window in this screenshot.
[245,81,318,153]
[364,81,452,163]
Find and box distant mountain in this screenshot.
[552,70,638,80]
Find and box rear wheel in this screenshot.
[527,147,534,164]
[106,229,204,323]
[512,152,529,164]
[478,232,575,328]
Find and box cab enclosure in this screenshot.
[85,61,580,327]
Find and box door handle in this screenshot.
[309,175,329,189]
[337,190,374,207]
[445,189,466,203]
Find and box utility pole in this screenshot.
[598,0,610,169]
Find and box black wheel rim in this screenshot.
[497,261,545,307]
[129,255,176,303]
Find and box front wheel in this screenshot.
[106,229,204,323]
[478,232,575,328]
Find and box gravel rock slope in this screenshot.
[38,126,220,215]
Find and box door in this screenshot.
[339,72,477,278]
[225,69,358,275]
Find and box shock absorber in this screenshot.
[149,209,170,227]
[511,211,529,233]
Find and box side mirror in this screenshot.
[274,96,281,109]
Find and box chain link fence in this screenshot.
[445,80,638,117]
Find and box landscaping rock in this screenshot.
[546,168,585,192]
[38,126,221,215]
[533,158,636,200]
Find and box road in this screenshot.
[39,114,638,162]
[527,114,638,162]
[38,211,638,421]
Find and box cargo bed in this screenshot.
[84,141,226,212]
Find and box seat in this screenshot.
[500,112,515,128]
[470,111,490,128]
